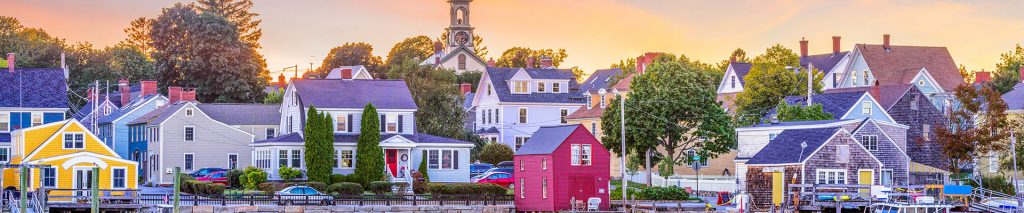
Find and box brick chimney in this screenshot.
[460,83,472,95]
[1019,66,1024,82]
[341,68,353,79]
[883,34,891,51]
[870,80,881,100]
[140,80,158,97]
[974,71,991,84]
[119,79,131,106]
[487,58,496,67]
[799,38,809,58]
[168,86,183,103]
[526,57,535,68]
[277,73,286,89]
[636,52,662,74]
[181,88,196,102]
[832,36,841,55]
[7,53,14,73]
[540,56,553,68]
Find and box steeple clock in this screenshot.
[446,0,474,53]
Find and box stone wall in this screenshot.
[157,205,515,213]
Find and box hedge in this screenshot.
[181,180,225,195]
[226,169,243,188]
[427,183,506,195]
[367,181,392,195]
[612,186,689,200]
[330,174,365,185]
[257,181,329,194]
[327,182,363,196]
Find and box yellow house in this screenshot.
[3,119,137,193]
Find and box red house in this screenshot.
[514,124,611,211]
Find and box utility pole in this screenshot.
[91,167,99,213]
[173,167,181,212]
[618,93,627,212]
[807,64,814,106]
[18,167,26,213]
[1011,132,1021,208]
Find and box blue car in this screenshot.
[470,163,493,176]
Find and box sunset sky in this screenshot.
[7,0,1024,77]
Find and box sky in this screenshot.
[6,0,1024,78]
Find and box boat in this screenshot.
[868,202,954,213]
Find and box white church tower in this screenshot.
[420,0,488,73]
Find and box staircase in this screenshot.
[7,190,44,213]
[970,187,1021,213]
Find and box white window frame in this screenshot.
[519,177,525,199]
[542,158,547,170]
[520,159,525,171]
[426,149,458,170]
[227,153,238,170]
[184,153,195,171]
[515,136,530,151]
[816,169,847,185]
[336,115,347,132]
[600,94,606,108]
[542,177,548,199]
[537,81,546,92]
[571,144,592,166]
[518,108,527,124]
[769,133,778,141]
[0,113,9,132]
[560,108,568,124]
[922,124,931,141]
[265,128,276,140]
[486,84,492,96]
[290,149,303,168]
[880,169,894,186]
[861,135,878,151]
[111,167,127,189]
[552,82,561,93]
[836,145,850,163]
[63,133,85,149]
[183,126,195,142]
[861,101,872,115]
[338,148,355,169]
[185,108,194,117]
[386,115,398,133]
[31,113,42,126]
[513,81,529,94]
[41,167,57,188]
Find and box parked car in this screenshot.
[471,168,513,182]
[195,171,228,185]
[276,186,333,205]
[496,161,514,169]
[473,172,514,188]
[470,163,493,176]
[189,168,226,178]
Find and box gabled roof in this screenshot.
[610,74,634,92]
[196,103,280,125]
[565,105,603,120]
[730,62,753,85]
[484,67,585,104]
[801,52,848,74]
[824,84,916,110]
[579,68,623,93]
[742,119,856,129]
[855,44,963,91]
[325,66,373,79]
[746,127,842,165]
[777,91,867,119]
[98,95,165,124]
[515,125,581,155]
[254,132,472,144]
[127,102,184,125]
[0,68,68,108]
[1004,83,1024,110]
[291,79,418,110]
[463,92,475,110]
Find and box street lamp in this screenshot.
[799,141,808,185]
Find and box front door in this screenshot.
[859,170,874,195]
[571,177,595,201]
[771,171,783,206]
[74,168,93,197]
[386,150,398,177]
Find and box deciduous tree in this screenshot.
[316,42,383,77]
[386,36,434,67]
[734,44,822,125]
[196,0,262,48]
[495,47,568,68]
[936,84,1012,173]
[478,143,514,165]
[775,102,834,122]
[992,44,1024,94]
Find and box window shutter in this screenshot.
[380,114,386,132]
[453,150,459,169]
[347,114,353,132]
[398,115,404,133]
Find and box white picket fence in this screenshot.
[621,172,738,193]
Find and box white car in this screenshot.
[276,186,334,205]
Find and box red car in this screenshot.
[473,172,514,188]
[196,171,228,185]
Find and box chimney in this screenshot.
[87,87,95,101]
[487,58,496,67]
[1019,66,1024,82]
[460,83,472,95]
[870,80,881,101]
[636,52,662,74]
[526,57,535,68]
[140,80,158,97]
[974,71,991,84]
[636,56,645,74]
[341,68,353,79]
[168,86,182,103]
[7,53,14,73]
[180,88,196,102]
[119,79,131,106]
[277,73,286,89]
[883,34,891,51]
[540,56,553,68]
[433,40,443,54]
[832,36,841,55]
[799,38,808,58]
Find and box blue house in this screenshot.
[0,64,70,162]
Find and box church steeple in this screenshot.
[446,0,474,53]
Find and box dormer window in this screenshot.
[861,101,872,115]
[600,94,606,108]
[863,71,870,85]
[552,83,561,93]
[731,76,736,88]
[852,72,859,86]
[537,82,546,92]
[513,81,528,94]
[586,94,592,109]
[487,84,492,96]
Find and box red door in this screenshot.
[571,177,596,201]
[386,150,398,177]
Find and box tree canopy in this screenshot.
[937,84,1012,173]
[495,47,568,68]
[316,42,384,77]
[992,44,1024,94]
[303,106,333,183]
[733,44,823,125]
[386,35,434,67]
[355,103,385,184]
[774,101,834,122]
[196,0,262,49]
[386,58,466,138]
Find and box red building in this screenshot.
[514,124,611,211]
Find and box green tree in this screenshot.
[937,84,1012,173]
[278,166,302,183]
[608,57,637,86]
[263,89,283,104]
[775,102,834,122]
[387,59,466,138]
[600,58,736,180]
[196,0,262,48]
[316,42,384,77]
[478,143,514,165]
[418,153,430,182]
[495,47,568,68]
[304,106,333,183]
[356,103,385,185]
[439,31,488,59]
[122,17,154,56]
[734,44,822,125]
[386,35,434,67]
[992,44,1024,94]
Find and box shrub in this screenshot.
[610,187,639,200]
[478,143,513,165]
[226,169,243,188]
[278,167,302,183]
[327,182,363,196]
[180,180,225,195]
[241,167,267,190]
[207,183,226,195]
[635,186,689,200]
[330,174,347,184]
[427,183,506,195]
[417,153,430,182]
[367,181,392,195]
[411,171,428,194]
[972,175,1015,196]
[299,181,328,192]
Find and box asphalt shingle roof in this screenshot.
[743,119,855,128]
[127,102,184,125]
[255,132,472,144]
[730,62,753,85]
[824,84,915,110]
[746,127,842,165]
[856,44,964,91]
[776,91,866,120]
[463,92,475,110]
[579,68,623,93]
[515,125,580,155]
[196,103,280,125]
[292,79,418,110]
[800,52,849,74]
[98,95,163,124]
[485,67,585,104]
[1004,83,1024,110]
[0,68,68,108]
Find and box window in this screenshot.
[591,123,597,136]
[426,149,459,170]
[880,170,893,186]
[731,76,736,88]
[291,150,302,168]
[600,94,606,108]
[518,108,527,123]
[990,153,999,172]
[494,109,499,123]
[458,54,466,70]
[336,115,347,132]
[542,177,548,199]
[910,94,920,110]
[542,158,547,170]
[863,71,870,85]
[571,144,592,166]
[0,147,8,162]
[515,137,530,151]
[428,150,439,169]
[265,128,276,140]
[0,113,8,131]
[852,72,859,86]
[483,109,490,124]
[279,150,288,168]
[816,169,847,185]
[552,83,561,93]
[287,116,293,132]
[386,115,398,133]
[560,109,568,124]
[339,149,354,168]
[832,73,838,87]
[537,82,546,92]
[769,133,778,141]
[112,168,126,188]
[513,81,528,93]
[836,145,850,163]
[63,133,84,149]
[861,101,872,115]
[41,167,56,188]
[486,84,492,96]
[332,149,339,168]
[31,113,42,126]
[184,126,195,142]
[519,178,525,198]
[861,135,878,151]
[228,154,238,170]
[922,124,931,141]
[441,150,454,169]
[184,154,194,171]
[520,160,524,171]
[586,94,592,109]
[918,80,925,86]
[687,150,708,167]
[185,108,194,117]
[488,136,497,143]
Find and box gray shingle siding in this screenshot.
[852,121,910,185]
[803,132,882,185]
[885,86,947,171]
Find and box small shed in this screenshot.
[514,124,611,211]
